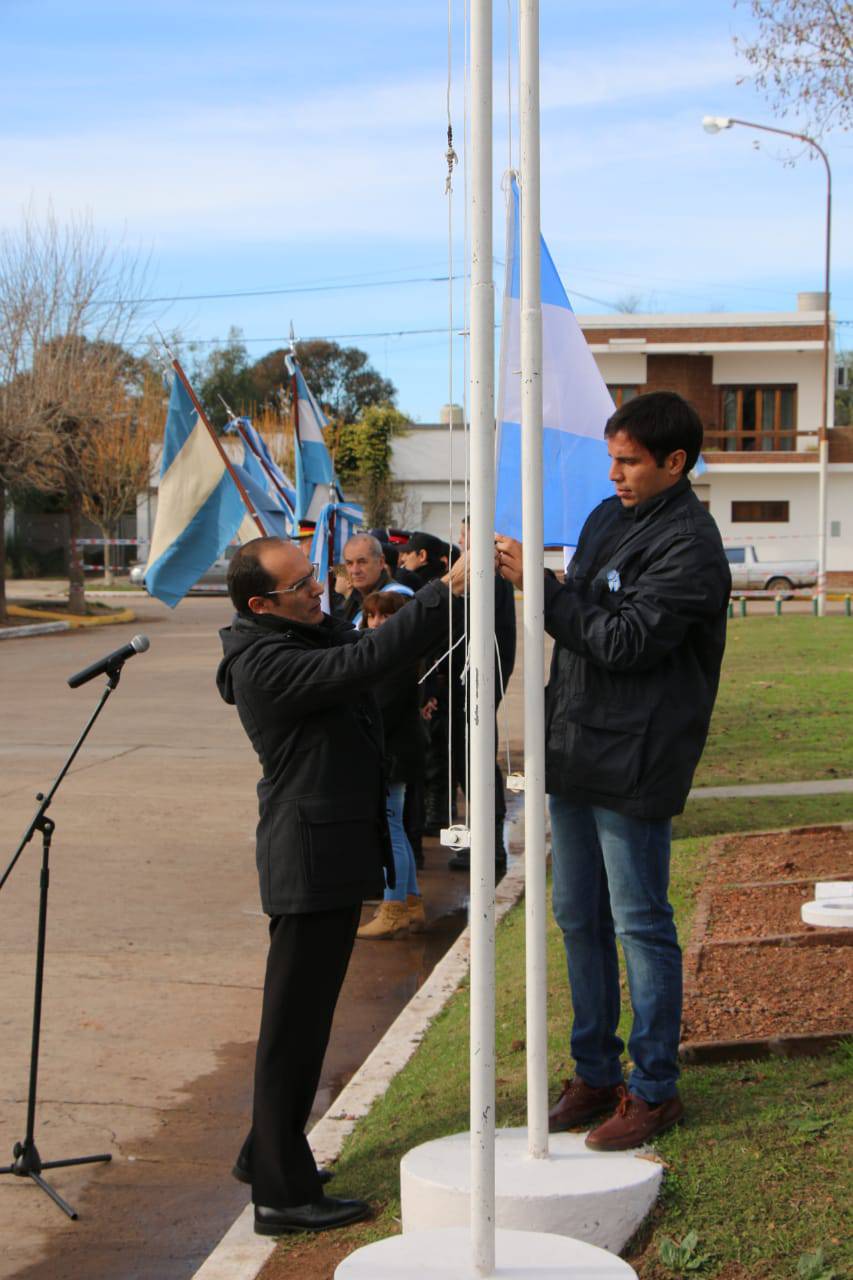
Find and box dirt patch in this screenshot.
[706,882,815,938]
[683,943,853,1042]
[683,825,853,1047]
[707,825,852,885]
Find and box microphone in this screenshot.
[67,634,150,689]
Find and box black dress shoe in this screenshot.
[232,1155,333,1187]
[254,1195,370,1235]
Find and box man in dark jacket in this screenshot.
[496,391,729,1151]
[217,536,464,1235]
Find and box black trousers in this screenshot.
[239,904,361,1207]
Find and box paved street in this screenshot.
[0,596,503,1279]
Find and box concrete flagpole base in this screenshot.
[801,897,853,927]
[335,1226,638,1278]
[399,1128,662,1252]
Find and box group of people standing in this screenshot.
[216,390,731,1236]
[331,524,517,940]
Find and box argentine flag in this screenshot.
[233,444,293,542]
[285,354,337,522]
[495,177,614,546]
[226,416,298,514]
[145,373,248,607]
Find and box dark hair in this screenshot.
[604,391,703,473]
[227,537,286,612]
[360,589,410,629]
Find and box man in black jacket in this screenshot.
[496,391,729,1151]
[217,537,464,1234]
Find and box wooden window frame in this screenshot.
[731,500,790,523]
[606,385,639,409]
[707,385,797,451]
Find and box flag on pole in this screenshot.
[225,416,298,514]
[310,500,364,611]
[495,177,614,546]
[285,353,338,521]
[233,446,293,542]
[145,373,251,608]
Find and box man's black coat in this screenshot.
[217,581,449,914]
[544,478,730,820]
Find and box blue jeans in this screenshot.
[548,795,681,1104]
[385,783,420,903]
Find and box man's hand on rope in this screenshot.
[494,535,524,589]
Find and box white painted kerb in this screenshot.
[336,1226,638,1278]
[401,1129,660,1252]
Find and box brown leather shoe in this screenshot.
[585,1086,684,1151]
[548,1076,623,1133]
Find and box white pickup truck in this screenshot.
[725,545,818,592]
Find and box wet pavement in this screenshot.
[0,590,523,1280]
[6,847,477,1280]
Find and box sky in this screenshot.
[1,0,850,422]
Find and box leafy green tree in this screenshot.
[334,402,408,527]
[251,340,396,424]
[194,328,256,429]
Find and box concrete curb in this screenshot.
[0,620,70,640]
[7,604,136,628]
[191,858,528,1280]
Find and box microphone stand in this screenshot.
[0,659,129,1219]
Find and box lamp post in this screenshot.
[702,115,832,615]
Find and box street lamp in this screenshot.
[702,114,833,615]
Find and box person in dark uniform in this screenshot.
[217,537,466,1235]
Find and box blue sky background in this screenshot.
[2,0,850,421]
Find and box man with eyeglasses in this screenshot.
[217,535,467,1236]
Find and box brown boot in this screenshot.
[356,899,410,940]
[406,894,426,933]
[585,1086,684,1151]
[548,1076,623,1133]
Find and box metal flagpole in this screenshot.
[519,0,548,1160]
[470,0,496,1274]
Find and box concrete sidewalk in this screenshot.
[690,778,853,799]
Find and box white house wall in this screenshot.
[706,465,853,571]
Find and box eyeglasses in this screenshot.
[266,564,320,596]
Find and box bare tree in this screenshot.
[80,370,165,583]
[0,208,150,613]
[735,1,853,136]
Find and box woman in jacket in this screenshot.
[356,590,426,939]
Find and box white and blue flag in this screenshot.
[495,177,614,546]
[310,501,364,588]
[233,446,293,542]
[226,416,298,515]
[145,371,250,608]
[285,354,338,522]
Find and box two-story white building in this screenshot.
[392,294,852,581]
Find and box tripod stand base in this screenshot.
[0,1140,112,1220]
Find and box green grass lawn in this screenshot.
[266,622,852,1277]
[695,617,852,787]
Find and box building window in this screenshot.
[606,385,639,408]
[707,386,796,451]
[731,500,789,523]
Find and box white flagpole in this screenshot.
[519,0,548,1159]
[470,0,496,1274]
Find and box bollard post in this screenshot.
[774,594,782,617]
[846,595,851,618]
[812,595,819,617]
[739,597,747,618]
[727,600,734,620]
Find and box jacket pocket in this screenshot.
[298,798,383,890]
[559,703,646,797]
